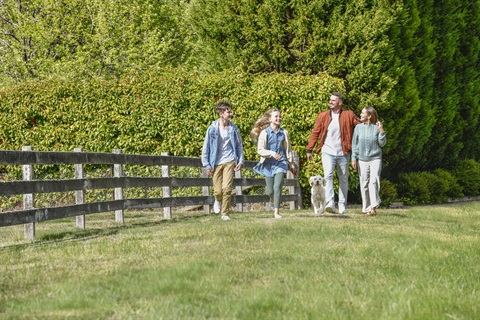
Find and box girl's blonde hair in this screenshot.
[250,108,280,142]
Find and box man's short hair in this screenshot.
[331,92,344,103]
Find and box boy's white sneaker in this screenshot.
[213,199,221,214]
[221,216,230,221]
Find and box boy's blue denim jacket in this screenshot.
[201,120,245,170]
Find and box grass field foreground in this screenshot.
[1,203,479,319]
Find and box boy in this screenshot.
[201,101,245,220]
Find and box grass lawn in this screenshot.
[1,202,479,319]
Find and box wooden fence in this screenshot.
[0,147,303,239]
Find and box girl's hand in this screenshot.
[352,162,357,170]
[274,153,282,160]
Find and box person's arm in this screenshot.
[351,127,359,170]
[306,113,323,160]
[201,128,211,168]
[377,121,387,147]
[353,112,361,126]
[257,130,275,158]
[234,127,245,171]
[201,127,214,175]
[284,130,297,175]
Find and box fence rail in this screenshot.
[0,147,303,239]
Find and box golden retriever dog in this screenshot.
[309,175,326,216]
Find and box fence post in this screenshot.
[202,168,211,214]
[22,146,35,240]
[161,152,171,219]
[113,149,124,223]
[235,170,243,213]
[74,147,86,228]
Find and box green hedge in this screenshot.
[395,166,475,206]
[0,67,345,206]
[1,68,477,208]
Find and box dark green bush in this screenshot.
[379,179,398,208]
[432,168,463,200]
[398,172,435,205]
[397,168,465,206]
[454,159,480,197]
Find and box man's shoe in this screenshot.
[325,203,335,213]
[274,213,282,219]
[338,204,347,214]
[221,215,230,221]
[213,199,221,214]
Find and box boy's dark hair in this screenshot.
[216,100,232,115]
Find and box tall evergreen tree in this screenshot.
[426,0,464,169]
[381,0,438,177]
[455,0,480,161]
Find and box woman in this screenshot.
[250,108,297,219]
[351,107,387,216]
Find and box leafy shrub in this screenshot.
[379,179,398,208]
[397,168,465,205]
[0,67,346,206]
[432,169,463,200]
[454,159,480,197]
[398,172,434,205]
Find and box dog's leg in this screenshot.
[313,200,322,216]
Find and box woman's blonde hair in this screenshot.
[250,108,280,142]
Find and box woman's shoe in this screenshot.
[274,208,282,219]
[367,208,377,216]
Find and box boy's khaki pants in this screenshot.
[212,160,235,216]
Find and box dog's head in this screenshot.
[309,175,325,187]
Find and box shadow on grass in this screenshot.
[1,210,411,249]
[384,212,409,218]
[39,228,120,241]
[0,228,121,251]
[295,213,351,219]
[0,213,211,250]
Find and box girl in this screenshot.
[250,108,297,219]
[351,107,387,216]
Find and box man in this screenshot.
[201,100,245,221]
[306,93,360,214]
